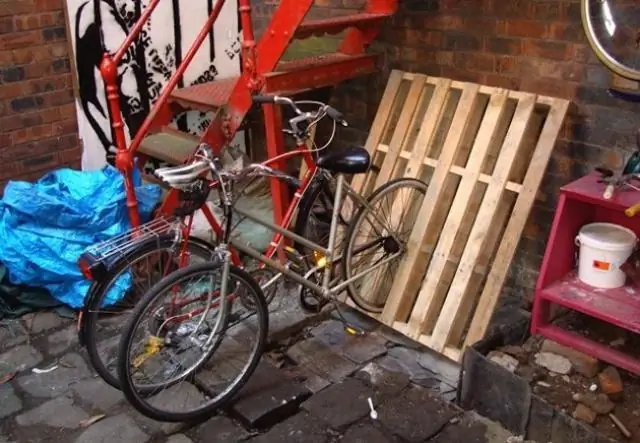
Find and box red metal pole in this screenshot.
[128,0,227,156]
[238,0,261,90]
[262,103,289,232]
[100,55,141,227]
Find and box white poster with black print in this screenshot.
[65,0,244,171]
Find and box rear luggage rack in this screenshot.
[78,217,182,281]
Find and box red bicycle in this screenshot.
[77,97,367,390]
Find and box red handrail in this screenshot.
[114,0,161,65]
[99,0,229,228]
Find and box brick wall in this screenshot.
[252,0,640,307]
[0,0,80,190]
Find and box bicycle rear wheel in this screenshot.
[117,261,268,422]
[83,235,216,390]
[581,0,640,81]
[342,177,428,313]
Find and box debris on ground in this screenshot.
[540,339,599,377]
[494,312,640,441]
[79,414,106,428]
[599,366,624,402]
[573,403,598,424]
[488,351,519,373]
[572,392,615,414]
[534,351,572,374]
[609,413,633,439]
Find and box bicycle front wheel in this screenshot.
[342,177,428,313]
[581,0,640,81]
[117,261,268,422]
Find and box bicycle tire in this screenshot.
[293,166,382,252]
[581,0,640,81]
[342,177,428,313]
[117,261,268,422]
[83,235,217,390]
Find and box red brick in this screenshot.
[435,51,454,67]
[520,77,578,100]
[0,1,37,18]
[549,22,584,42]
[0,30,41,49]
[14,12,65,31]
[485,37,521,55]
[58,146,81,164]
[439,66,485,84]
[462,18,501,34]
[423,15,464,31]
[10,122,54,145]
[491,0,534,18]
[485,74,520,91]
[505,20,548,39]
[453,52,494,72]
[532,2,562,21]
[34,0,64,11]
[522,39,570,61]
[0,16,15,33]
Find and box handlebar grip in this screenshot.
[326,106,348,126]
[253,95,275,104]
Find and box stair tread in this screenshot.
[170,76,237,110]
[139,130,199,165]
[296,12,390,37]
[168,52,372,109]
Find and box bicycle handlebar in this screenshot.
[252,94,348,127]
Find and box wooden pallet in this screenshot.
[347,70,570,362]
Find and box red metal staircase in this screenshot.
[101,0,398,228]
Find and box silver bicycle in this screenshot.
[115,95,428,422]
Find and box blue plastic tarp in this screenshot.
[0,165,163,309]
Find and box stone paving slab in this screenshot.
[0,345,43,373]
[15,394,89,429]
[341,423,395,443]
[189,415,248,442]
[75,413,150,443]
[301,377,374,431]
[230,361,311,429]
[71,378,124,411]
[0,322,27,351]
[22,312,68,334]
[286,336,359,383]
[47,326,78,356]
[378,385,460,442]
[247,412,330,443]
[353,362,410,400]
[0,384,22,419]
[16,353,91,398]
[309,320,388,365]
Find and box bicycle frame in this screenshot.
[176,143,318,270]
[225,174,404,298]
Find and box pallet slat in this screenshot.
[346,70,570,361]
[380,81,481,325]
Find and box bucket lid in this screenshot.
[578,222,637,250]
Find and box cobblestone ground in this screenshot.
[0,302,520,443]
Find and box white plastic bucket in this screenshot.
[575,222,637,289]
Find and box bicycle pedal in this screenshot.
[284,246,305,270]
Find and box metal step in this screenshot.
[167,52,377,111]
[139,129,199,165]
[295,12,390,39]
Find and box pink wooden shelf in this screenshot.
[539,272,640,334]
[531,171,640,374]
